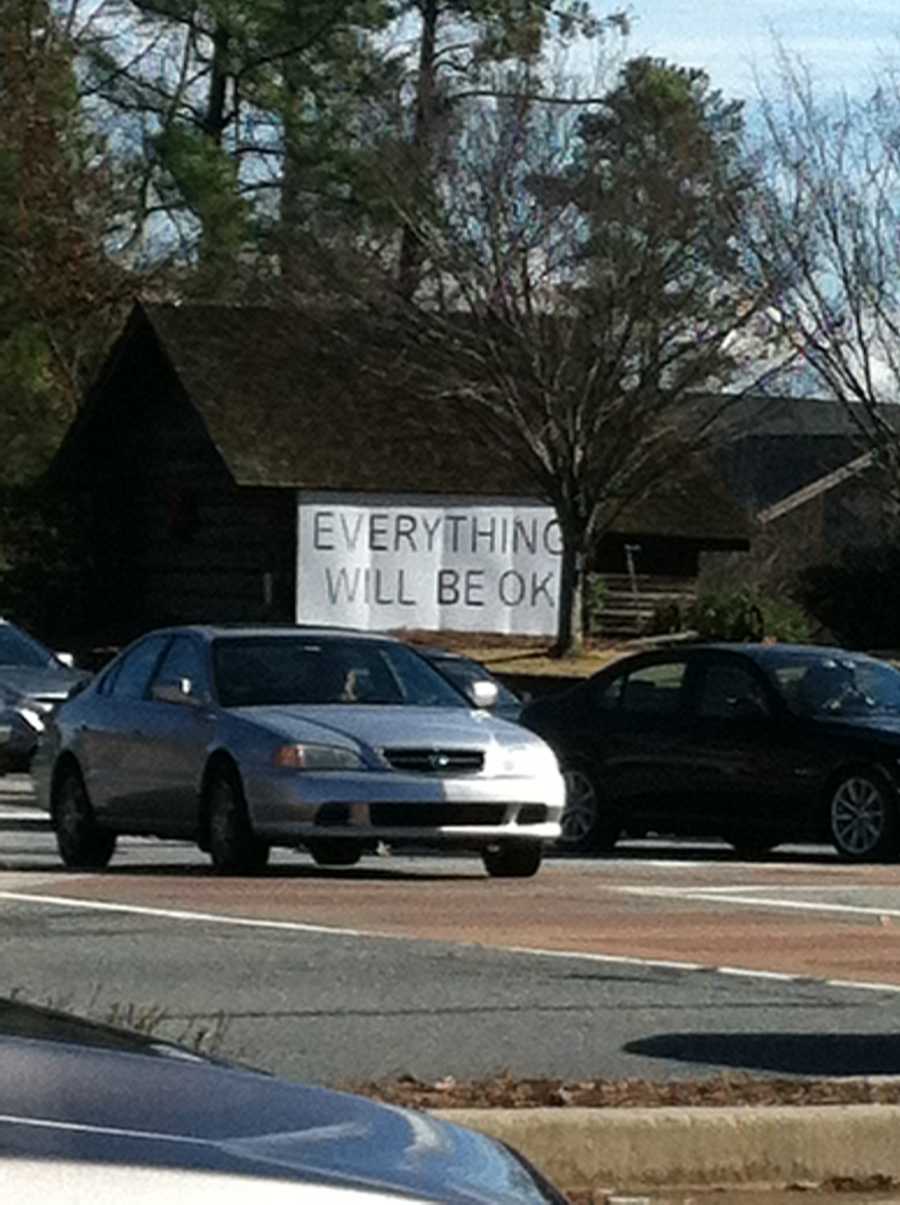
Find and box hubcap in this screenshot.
[210,785,234,846]
[561,769,598,844]
[58,779,86,841]
[831,776,887,855]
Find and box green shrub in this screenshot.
[688,588,813,643]
[648,598,689,636]
[584,573,607,634]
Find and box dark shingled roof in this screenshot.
[62,300,752,546]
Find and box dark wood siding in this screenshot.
[72,330,296,634]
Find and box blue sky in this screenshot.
[617,2,899,99]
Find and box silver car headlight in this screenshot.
[16,707,46,734]
[489,741,559,777]
[273,744,365,771]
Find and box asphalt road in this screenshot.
[4,774,900,1088]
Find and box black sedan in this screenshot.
[521,642,900,861]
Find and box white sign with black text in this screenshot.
[296,492,561,635]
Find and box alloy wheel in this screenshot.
[560,768,599,847]
[831,774,891,858]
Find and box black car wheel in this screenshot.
[206,769,270,875]
[482,840,542,878]
[828,768,899,861]
[53,766,116,870]
[559,766,620,853]
[307,840,363,867]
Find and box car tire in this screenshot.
[828,767,900,862]
[206,768,270,875]
[558,765,620,853]
[307,840,363,867]
[53,766,116,870]
[482,840,542,878]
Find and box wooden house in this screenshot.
[50,301,752,639]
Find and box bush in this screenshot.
[688,588,814,643]
[584,573,607,635]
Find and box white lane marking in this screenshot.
[0,891,375,940]
[621,886,900,918]
[5,889,900,996]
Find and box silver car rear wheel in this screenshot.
[53,766,116,870]
[829,769,898,861]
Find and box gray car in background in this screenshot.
[0,618,89,773]
[35,625,564,877]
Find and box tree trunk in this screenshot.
[202,22,230,145]
[397,0,439,300]
[553,531,586,658]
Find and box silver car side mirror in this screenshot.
[469,680,499,709]
[152,678,202,706]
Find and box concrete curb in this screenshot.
[434,1105,900,1192]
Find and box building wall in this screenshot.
[76,338,296,633]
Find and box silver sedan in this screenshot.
[35,626,564,877]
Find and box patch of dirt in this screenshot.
[394,629,633,677]
[341,1073,900,1111]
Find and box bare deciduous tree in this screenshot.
[327,60,787,653]
[751,58,900,494]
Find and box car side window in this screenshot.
[697,661,771,720]
[621,660,687,716]
[151,636,209,698]
[108,636,170,701]
[591,673,625,711]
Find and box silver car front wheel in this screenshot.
[206,769,270,876]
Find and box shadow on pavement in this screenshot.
[625,1032,900,1077]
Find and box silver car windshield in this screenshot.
[212,636,468,708]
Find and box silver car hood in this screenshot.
[231,705,528,753]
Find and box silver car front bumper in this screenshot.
[246,766,565,847]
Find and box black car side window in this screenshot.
[108,636,170,701]
[621,661,687,716]
[698,661,771,720]
[591,673,625,711]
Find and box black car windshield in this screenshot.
[213,636,468,708]
[767,651,900,717]
[0,622,56,669]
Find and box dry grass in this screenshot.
[397,629,637,678]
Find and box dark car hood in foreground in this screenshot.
[0,1000,561,1203]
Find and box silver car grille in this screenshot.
[382,747,485,774]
